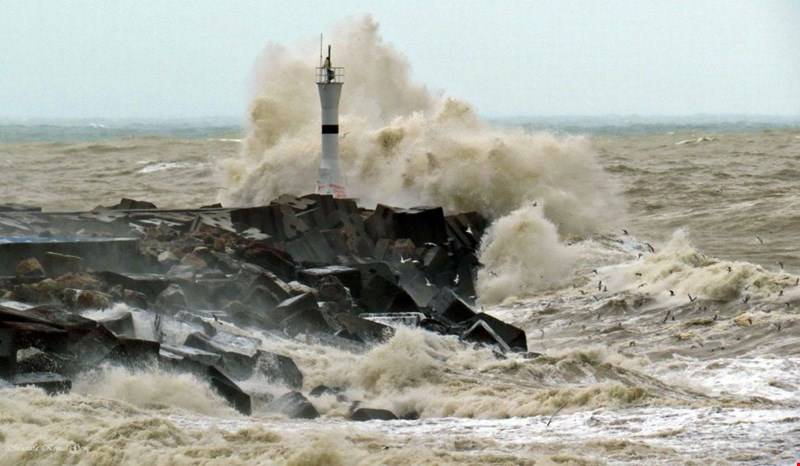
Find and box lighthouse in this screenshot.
[316,44,346,198]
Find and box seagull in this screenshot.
[645,243,655,253]
[778,261,784,270]
[727,266,732,273]
[713,313,718,321]
[531,201,538,207]
[603,285,608,292]
[453,274,460,285]
[592,269,599,275]
[634,272,642,277]
[688,294,697,302]
[622,229,629,235]
[669,289,675,296]
[598,280,603,291]
[778,289,784,297]
[638,253,644,259]
[796,278,799,286]
[425,278,433,287]
[465,226,473,235]
[400,256,411,264]
[424,242,437,247]
[743,295,750,304]
[489,271,498,277]
[755,235,764,245]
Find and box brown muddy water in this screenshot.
[0,127,799,465]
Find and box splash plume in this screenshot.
[218,16,623,301]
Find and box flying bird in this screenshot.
[645,243,656,253]
[755,235,764,245]
[727,266,732,273]
[688,294,697,302]
[622,229,629,235]
[453,274,460,285]
[669,289,675,296]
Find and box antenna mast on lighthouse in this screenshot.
[316,39,346,198]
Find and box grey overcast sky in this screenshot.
[1,0,798,119]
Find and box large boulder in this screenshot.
[155,284,189,311]
[330,313,394,345]
[16,258,45,278]
[183,332,302,388]
[90,308,135,336]
[462,313,528,352]
[61,289,113,310]
[267,391,319,419]
[429,289,476,325]
[159,354,251,415]
[298,266,361,298]
[107,198,158,210]
[351,407,398,421]
[358,274,419,314]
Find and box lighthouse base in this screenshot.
[316,181,347,199]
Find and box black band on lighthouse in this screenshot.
[321,124,339,134]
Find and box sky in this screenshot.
[1,0,798,119]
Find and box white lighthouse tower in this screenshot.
[316,44,346,198]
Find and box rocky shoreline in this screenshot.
[0,195,527,419]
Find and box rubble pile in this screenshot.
[0,195,527,418]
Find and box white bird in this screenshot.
[466,226,473,235]
[424,242,437,247]
[453,274,460,285]
[425,278,433,287]
[400,256,411,264]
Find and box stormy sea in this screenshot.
[1,18,799,466]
